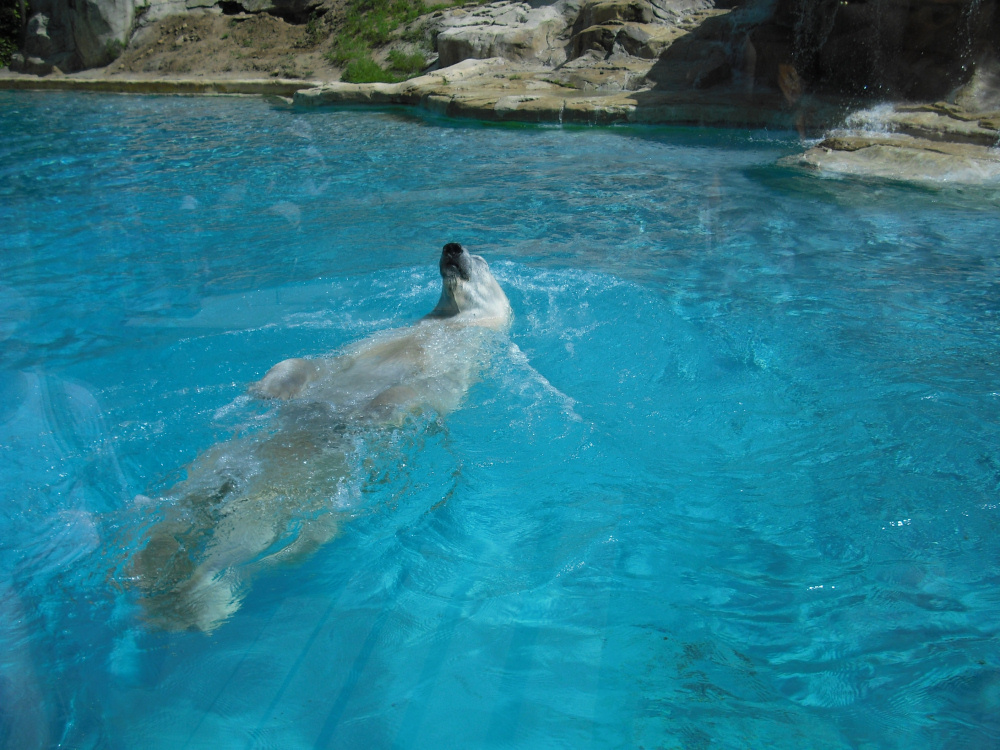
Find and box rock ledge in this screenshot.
[785,100,1000,186]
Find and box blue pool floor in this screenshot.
[1,91,999,749]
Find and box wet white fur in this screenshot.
[130,249,511,632]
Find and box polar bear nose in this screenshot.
[440,242,471,281]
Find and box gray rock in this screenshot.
[223,0,323,22]
[7,53,59,76]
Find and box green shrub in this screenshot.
[0,0,22,69]
[103,38,125,64]
[297,10,327,48]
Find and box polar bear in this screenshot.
[128,243,511,633]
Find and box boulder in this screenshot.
[71,0,134,68]
[782,134,1000,186]
[572,21,684,60]
[17,0,134,72]
[566,0,715,60]
[220,0,324,23]
[576,0,654,27]
[573,0,714,28]
[617,22,685,58]
[782,95,1000,185]
[433,2,571,68]
[643,8,735,89]
[139,0,195,24]
[7,52,61,76]
[548,50,654,90]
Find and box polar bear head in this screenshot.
[427,243,511,328]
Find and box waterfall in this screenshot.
[790,0,839,80]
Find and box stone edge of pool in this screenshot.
[4,60,999,186]
[0,62,819,130]
[0,73,310,98]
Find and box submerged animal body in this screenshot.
[128,244,511,632]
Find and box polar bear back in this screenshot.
[303,320,496,419]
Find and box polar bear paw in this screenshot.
[250,358,321,400]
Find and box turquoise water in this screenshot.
[2,91,999,749]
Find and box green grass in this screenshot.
[343,0,430,47]
[340,49,429,83]
[328,0,458,82]
[387,49,426,76]
[342,56,400,83]
[328,34,369,67]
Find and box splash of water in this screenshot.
[839,104,899,135]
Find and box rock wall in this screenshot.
[428,0,999,106]
[6,0,999,116]
[425,0,719,70]
[746,0,999,101]
[7,0,326,73]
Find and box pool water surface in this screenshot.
[1,92,999,749]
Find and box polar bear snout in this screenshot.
[440,242,471,281]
